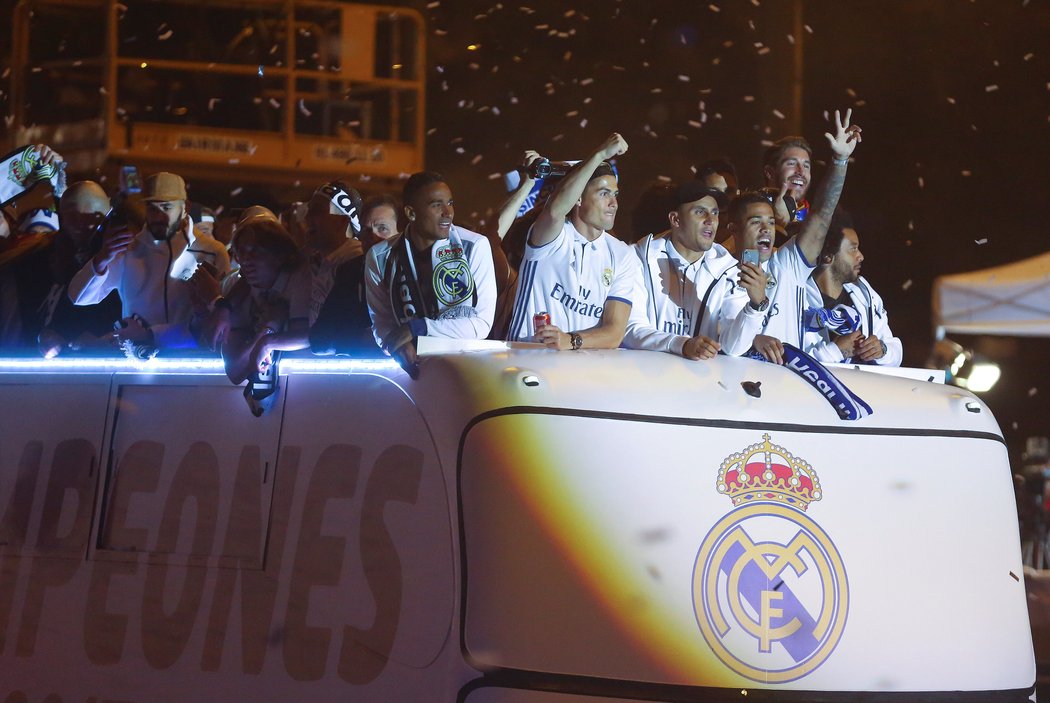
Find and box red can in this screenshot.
[533,311,551,333]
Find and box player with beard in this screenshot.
[803,208,901,366]
[68,171,229,348]
[726,108,862,364]
[763,135,813,228]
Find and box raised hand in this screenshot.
[824,108,863,161]
[93,223,135,274]
[521,150,543,179]
[597,132,629,160]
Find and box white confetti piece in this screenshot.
[1024,52,1034,61]
[1029,388,1039,397]
[772,109,785,119]
[961,170,972,177]
[298,99,311,117]
[946,96,956,104]
[985,84,999,92]
[708,3,720,12]
[804,24,813,33]
[902,279,913,290]
[470,154,482,165]
[975,238,987,244]
[230,187,244,196]
[918,176,925,188]
[743,95,755,102]
[757,46,771,55]
[678,74,690,82]
[487,172,501,180]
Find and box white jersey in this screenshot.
[365,225,495,351]
[624,234,760,356]
[507,220,643,341]
[803,275,903,366]
[747,235,817,349]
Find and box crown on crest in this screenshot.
[716,434,821,511]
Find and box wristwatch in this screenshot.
[570,332,583,351]
[750,297,770,312]
[879,339,888,358]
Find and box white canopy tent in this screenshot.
[933,252,1050,338]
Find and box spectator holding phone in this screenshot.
[68,171,230,348]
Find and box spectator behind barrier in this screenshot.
[67,171,230,349]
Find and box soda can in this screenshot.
[533,312,551,333]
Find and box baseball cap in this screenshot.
[672,181,728,210]
[141,172,187,202]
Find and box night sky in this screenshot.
[414,0,1050,466]
[2,0,1049,464]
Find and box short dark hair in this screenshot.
[763,136,812,171]
[362,193,402,230]
[728,190,774,227]
[819,207,855,263]
[402,171,446,208]
[697,157,738,182]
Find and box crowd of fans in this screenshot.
[0,107,900,406]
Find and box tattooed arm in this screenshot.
[796,109,863,264]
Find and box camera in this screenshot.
[526,158,572,180]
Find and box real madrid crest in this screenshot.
[602,267,613,287]
[692,434,848,683]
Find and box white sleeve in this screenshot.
[623,305,687,354]
[419,235,496,340]
[774,236,817,285]
[68,256,120,306]
[523,221,569,262]
[717,273,764,356]
[803,328,847,363]
[364,246,397,350]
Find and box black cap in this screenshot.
[672,181,728,210]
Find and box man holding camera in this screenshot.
[507,132,643,350]
[68,171,229,348]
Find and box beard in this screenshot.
[148,216,180,240]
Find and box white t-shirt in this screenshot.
[507,220,643,341]
[624,235,758,356]
[748,236,817,349]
